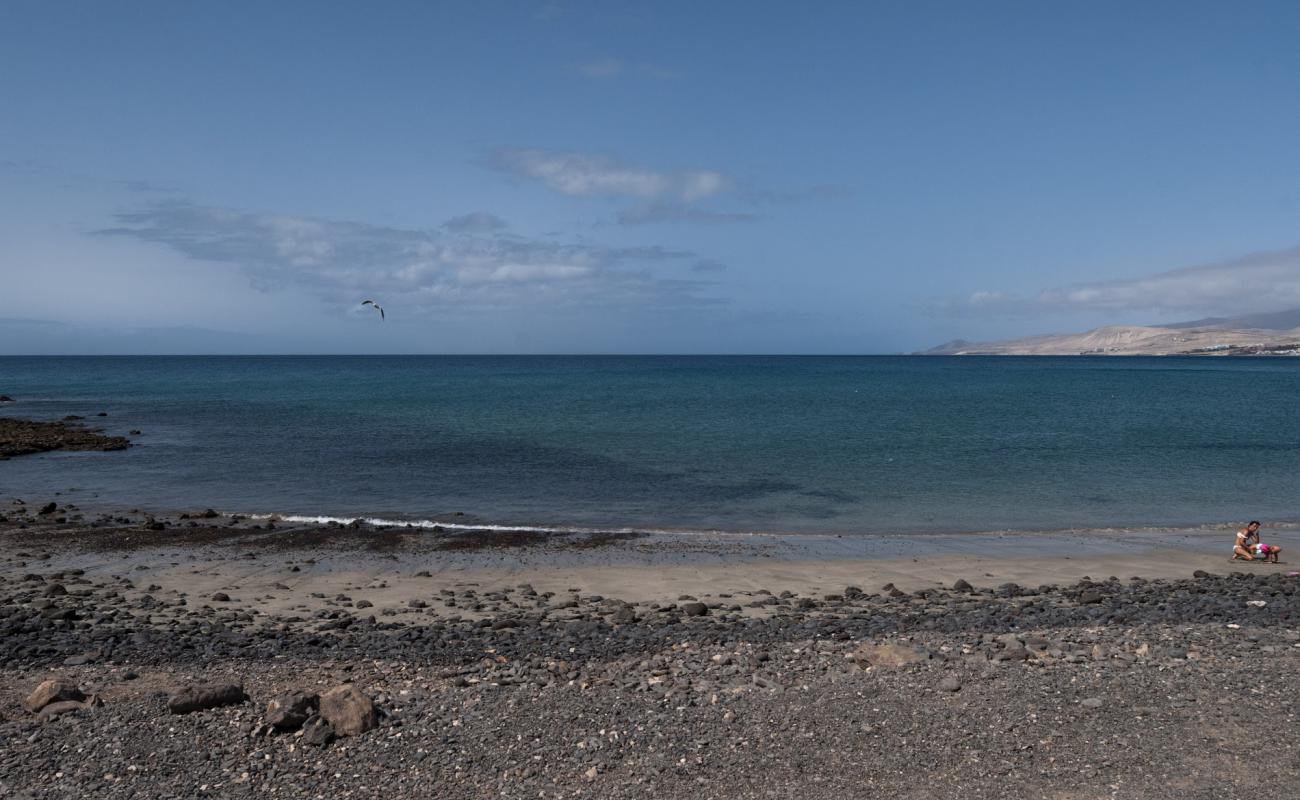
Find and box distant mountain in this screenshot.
[1162,308,1300,331]
[922,309,1300,356]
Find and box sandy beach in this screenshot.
[6,511,1297,613]
[3,504,1298,799]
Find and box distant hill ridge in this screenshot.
[922,308,1300,356]
[1162,308,1300,331]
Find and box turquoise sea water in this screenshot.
[1,356,1298,534]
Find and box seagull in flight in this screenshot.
[361,299,385,320]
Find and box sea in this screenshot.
[1,355,1298,536]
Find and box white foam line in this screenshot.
[244,513,1300,540]
[246,513,765,538]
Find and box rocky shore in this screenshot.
[1,507,1298,799]
[0,417,131,460]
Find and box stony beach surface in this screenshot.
[1,502,1298,799]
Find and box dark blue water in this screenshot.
[2,356,1298,534]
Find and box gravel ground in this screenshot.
[2,511,1298,799]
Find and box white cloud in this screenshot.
[488,148,730,201]
[953,246,1300,317]
[95,202,718,312]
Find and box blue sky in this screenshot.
[3,0,1299,354]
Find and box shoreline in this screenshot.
[3,504,1298,798]
[3,503,1297,608]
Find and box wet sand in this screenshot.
[3,506,1296,617]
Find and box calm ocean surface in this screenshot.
[1,356,1298,534]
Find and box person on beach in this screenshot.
[1233,521,1282,563]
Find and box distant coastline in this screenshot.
[921,308,1300,356]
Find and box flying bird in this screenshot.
[361,300,385,320]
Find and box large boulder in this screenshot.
[849,642,933,668]
[167,683,249,714]
[24,679,85,713]
[265,691,319,731]
[680,602,709,617]
[318,685,378,736]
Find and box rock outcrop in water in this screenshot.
[0,417,131,459]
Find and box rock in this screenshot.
[1192,570,1210,579]
[38,502,58,515]
[37,699,94,722]
[266,691,319,731]
[300,716,335,746]
[0,418,131,458]
[1081,697,1104,709]
[167,683,250,714]
[680,602,709,617]
[24,679,85,713]
[995,645,1030,662]
[355,599,373,609]
[210,592,231,602]
[0,395,13,402]
[611,605,638,624]
[1078,590,1104,604]
[318,685,378,736]
[952,579,974,592]
[938,674,962,692]
[850,642,932,668]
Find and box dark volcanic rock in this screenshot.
[0,417,131,458]
[266,691,319,730]
[301,715,336,746]
[167,683,250,714]
[681,602,710,617]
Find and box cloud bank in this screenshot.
[95,202,718,313]
[955,246,1300,318]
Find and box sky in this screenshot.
[2,0,1299,354]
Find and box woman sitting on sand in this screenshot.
[1233,521,1281,563]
